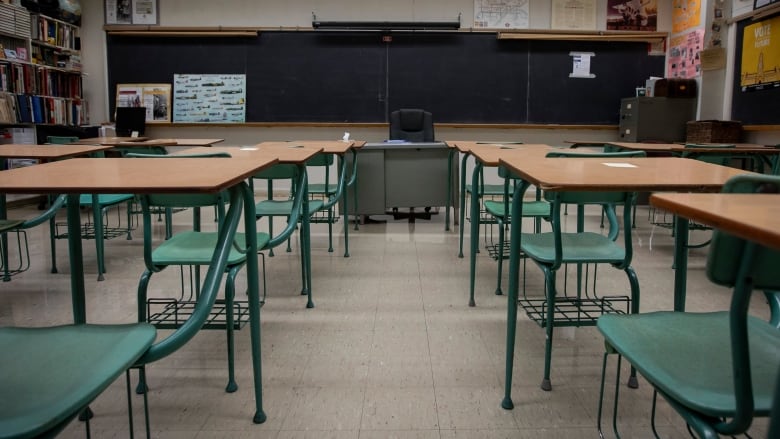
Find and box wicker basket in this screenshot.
[686,120,742,143]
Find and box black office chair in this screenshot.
[388,109,436,220]
[389,109,434,142]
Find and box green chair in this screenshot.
[520,150,643,391]
[129,152,270,394]
[254,156,348,308]
[481,165,550,301]
[651,143,738,244]
[305,152,347,255]
[596,173,780,439]
[46,136,135,281]
[0,323,156,438]
[681,142,737,166]
[457,142,523,258]
[2,195,67,281]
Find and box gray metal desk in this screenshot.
[345,141,458,225]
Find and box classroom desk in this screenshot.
[606,142,780,171]
[255,140,364,253]
[495,156,751,410]
[650,193,780,250]
[348,141,456,225]
[451,142,555,307]
[446,141,525,258]
[0,156,277,424]
[180,143,325,306]
[0,144,115,281]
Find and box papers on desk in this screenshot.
[602,162,637,168]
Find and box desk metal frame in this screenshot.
[0,157,276,424]
[496,156,751,410]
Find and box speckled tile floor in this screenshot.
[1,199,772,438]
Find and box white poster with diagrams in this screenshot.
[173,74,246,123]
[474,0,530,29]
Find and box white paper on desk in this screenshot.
[602,162,637,168]
[240,147,258,151]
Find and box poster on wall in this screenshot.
[740,15,780,91]
[116,83,171,123]
[105,0,158,25]
[672,0,701,34]
[667,29,705,78]
[754,0,780,9]
[173,74,246,123]
[552,0,597,30]
[606,0,658,31]
[473,0,530,29]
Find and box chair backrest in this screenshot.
[252,163,298,180]
[46,136,79,145]
[126,152,232,208]
[389,109,434,142]
[704,173,780,433]
[543,150,645,205]
[541,150,642,268]
[681,143,735,166]
[707,174,780,290]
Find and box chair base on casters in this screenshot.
[389,207,435,222]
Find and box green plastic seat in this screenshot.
[519,150,643,391]
[0,323,156,438]
[596,173,780,438]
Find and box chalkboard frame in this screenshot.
[106,30,664,125]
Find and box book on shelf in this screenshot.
[30,95,42,123]
[15,94,31,123]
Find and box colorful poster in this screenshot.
[667,29,705,78]
[173,74,246,123]
[116,83,171,123]
[672,0,701,34]
[606,0,658,31]
[740,15,780,91]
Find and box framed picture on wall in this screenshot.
[105,0,159,25]
[116,83,171,123]
[754,0,779,9]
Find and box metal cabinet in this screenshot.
[618,97,696,143]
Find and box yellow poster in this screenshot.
[672,0,701,34]
[741,15,780,90]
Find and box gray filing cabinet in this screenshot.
[618,97,696,143]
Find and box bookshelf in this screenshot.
[0,3,86,128]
